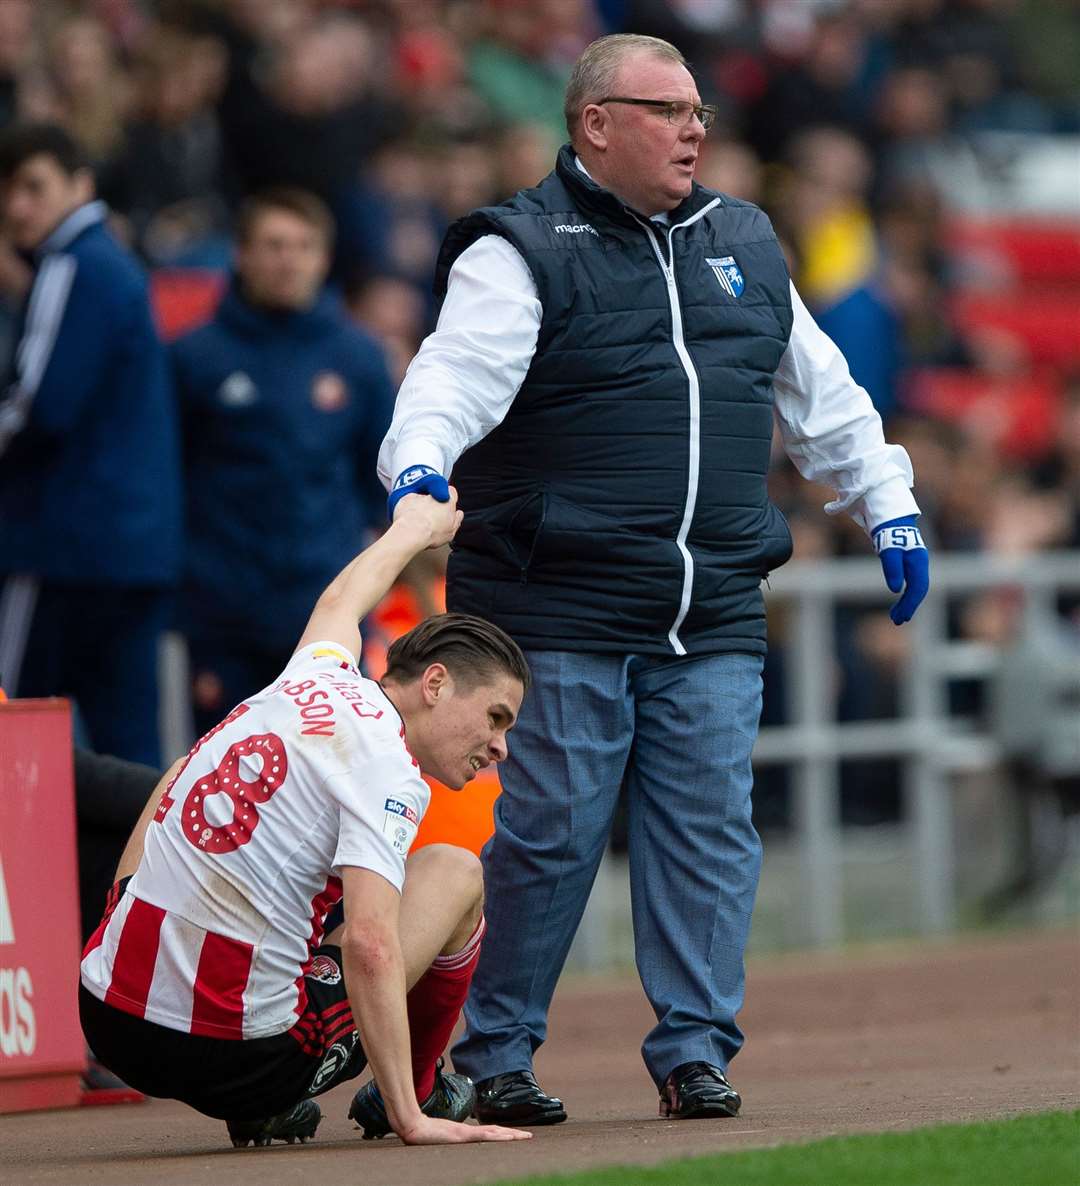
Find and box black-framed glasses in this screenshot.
[598,97,718,132]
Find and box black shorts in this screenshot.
[80,941,367,1121]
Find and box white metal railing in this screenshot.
[757,549,1080,946]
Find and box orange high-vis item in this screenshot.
[418,769,500,857]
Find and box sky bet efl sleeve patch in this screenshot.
[382,797,419,857]
[326,746,430,890]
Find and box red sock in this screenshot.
[406,915,485,1101]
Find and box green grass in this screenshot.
[490,1110,1080,1186]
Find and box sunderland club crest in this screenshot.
[706,256,745,298]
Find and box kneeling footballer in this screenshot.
[80,490,532,1147]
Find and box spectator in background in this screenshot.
[214,7,390,208]
[343,140,451,321]
[20,14,129,170]
[347,272,428,385]
[392,3,487,132]
[495,121,559,196]
[694,137,763,205]
[466,1,590,142]
[877,183,972,371]
[100,22,231,267]
[435,137,503,222]
[871,64,955,196]
[172,187,394,736]
[0,0,33,128]
[204,2,397,287]
[782,126,903,419]
[1034,375,1080,551]
[1006,0,1080,131]
[0,122,181,767]
[746,8,876,162]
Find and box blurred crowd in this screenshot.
[0,0,1078,831]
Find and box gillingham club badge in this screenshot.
[706,255,745,298]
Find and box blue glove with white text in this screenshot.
[872,515,930,625]
[388,464,450,520]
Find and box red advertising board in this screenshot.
[0,700,83,1112]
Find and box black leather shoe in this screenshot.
[659,1061,741,1119]
[474,1070,567,1126]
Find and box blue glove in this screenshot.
[387,464,450,520]
[872,514,930,626]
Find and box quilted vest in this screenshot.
[435,145,794,655]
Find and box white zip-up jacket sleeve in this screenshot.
[773,282,919,533]
[377,235,919,535]
[377,235,541,486]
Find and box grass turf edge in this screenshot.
[487,1108,1080,1186]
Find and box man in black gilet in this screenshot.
[378,33,930,1124]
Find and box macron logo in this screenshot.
[554,223,598,238]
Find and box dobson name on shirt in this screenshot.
[268,669,388,738]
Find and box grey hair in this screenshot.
[564,34,687,140]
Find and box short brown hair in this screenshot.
[234,187,335,248]
[384,613,530,694]
[564,34,687,139]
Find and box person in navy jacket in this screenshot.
[0,123,181,767]
[171,188,394,736]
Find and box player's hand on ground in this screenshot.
[397,1116,532,1144]
[392,486,463,550]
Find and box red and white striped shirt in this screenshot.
[80,642,429,1040]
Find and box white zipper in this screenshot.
[631,199,721,655]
